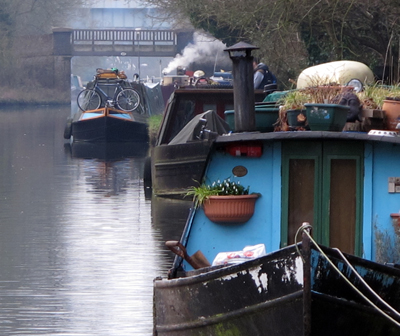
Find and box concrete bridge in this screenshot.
[54,28,192,57]
[16,28,193,102]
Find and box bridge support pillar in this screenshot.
[52,28,73,102]
[53,56,72,101]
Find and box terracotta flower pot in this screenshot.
[203,194,260,223]
[390,213,400,227]
[382,99,400,130]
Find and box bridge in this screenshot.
[53,28,192,57]
[16,28,193,102]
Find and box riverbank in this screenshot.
[0,86,70,106]
[148,114,163,146]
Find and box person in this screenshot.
[253,58,277,90]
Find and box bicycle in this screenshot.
[77,78,140,112]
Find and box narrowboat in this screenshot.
[153,43,400,335]
[149,84,269,197]
[64,69,164,143]
[153,129,400,335]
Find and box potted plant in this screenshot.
[357,84,389,131]
[278,90,309,129]
[381,85,400,130]
[358,84,389,111]
[186,178,260,223]
[302,85,351,131]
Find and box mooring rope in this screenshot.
[295,224,400,328]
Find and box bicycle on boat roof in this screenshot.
[76,77,141,112]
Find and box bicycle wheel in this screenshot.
[77,89,102,111]
[116,88,140,112]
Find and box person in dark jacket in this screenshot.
[253,58,277,89]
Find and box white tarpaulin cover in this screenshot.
[297,60,374,89]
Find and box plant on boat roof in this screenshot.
[301,85,347,104]
[278,90,309,111]
[383,84,400,101]
[356,84,391,110]
[296,73,351,104]
[186,178,250,206]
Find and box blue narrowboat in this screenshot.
[153,130,400,336]
[153,43,400,335]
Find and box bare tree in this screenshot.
[0,0,89,87]
[138,0,400,85]
[8,0,88,35]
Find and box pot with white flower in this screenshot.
[186,178,260,224]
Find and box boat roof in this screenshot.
[215,130,400,145]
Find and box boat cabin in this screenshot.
[181,131,400,270]
[150,86,266,197]
[155,130,400,336]
[153,44,400,336]
[156,86,266,146]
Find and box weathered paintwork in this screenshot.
[154,130,400,335]
[154,243,400,335]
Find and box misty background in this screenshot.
[67,0,232,85]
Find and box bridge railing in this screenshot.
[72,29,178,57]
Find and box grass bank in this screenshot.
[148,114,163,145]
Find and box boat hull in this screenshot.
[153,244,400,336]
[151,141,213,197]
[72,108,149,143]
[68,141,149,160]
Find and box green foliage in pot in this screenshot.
[278,90,309,112]
[301,85,345,104]
[384,84,400,102]
[186,178,250,206]
[357,84,392,110]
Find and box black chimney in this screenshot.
[224,42,259,132]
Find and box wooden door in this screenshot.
[281,141,363,255]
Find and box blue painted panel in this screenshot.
[371,142,400,261]
[363,143,373,260]
[183,138,400,269]
[185,142,281,269]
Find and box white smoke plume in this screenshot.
[163,31,231,74]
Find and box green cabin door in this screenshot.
[281,141,363,256]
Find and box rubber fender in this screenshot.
[63,118,73,139]
[143,156,152,188]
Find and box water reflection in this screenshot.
[0,105,190,335]
[66,141,149,161]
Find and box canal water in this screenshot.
[0,105,190,335]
